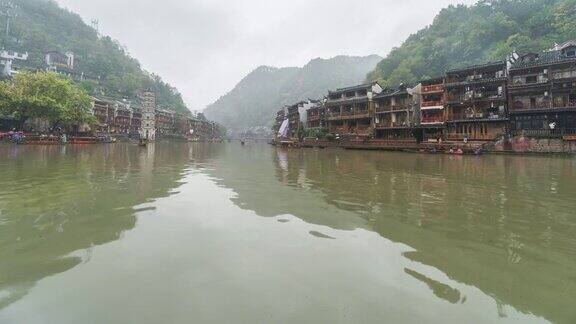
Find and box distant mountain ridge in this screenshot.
[204,55,382,131]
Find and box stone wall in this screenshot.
[493,136,576,154]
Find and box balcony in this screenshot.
[421,116,444,124]
[510,100,551,112]
[509,77,549,88]
[374,122,391,129]
[422,84,443,94]
[307,114,321,122]
[448,112,507,121]
[327,110,370,120]
[421,101,444,109]
[375,105,391,113]
[474,91,505,101]
[445,95,466,104]
[553,99,576,108]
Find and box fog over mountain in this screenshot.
[203,55,382,131]
[54,0,476,111]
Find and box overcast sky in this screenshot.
[55,0,476,111]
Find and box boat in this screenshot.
[139,138,148,147]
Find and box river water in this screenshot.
[0,142,574,324]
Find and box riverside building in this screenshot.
[444,61,508,141]
[325,82,383,137]
[508,41,576,138]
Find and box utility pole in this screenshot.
[91,19,99,34]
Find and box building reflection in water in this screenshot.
[0,142,222,309]
[208,144,576,324]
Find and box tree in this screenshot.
[0,72,96,130]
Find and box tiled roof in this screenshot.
[374,87,409,99]
[420,76,444,85]
[329,82,379,94]
[511,49,576,70]
[447,61,506,74]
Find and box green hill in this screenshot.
[367,0,576,86]
[204,55,382,131]
[1,0,189,114]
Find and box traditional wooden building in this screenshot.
[508,41,576,137]
[287,103,301,139]
[155,109,175,137]
[413,77,446,142]
[114,105,132,135]
[444,61,508,141]
[306,102,325,129]
[373,85,416,140]
[325,82,383,136]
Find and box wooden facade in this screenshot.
[274,40,576,146]
[92,96,222,141]
[444,62,508,141]
[287,103,301,139]
[508,41,576,137]
[306,103,324,129]
[325,83,383,137]
[373,85,416,140]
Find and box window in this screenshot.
[526,75,537,84]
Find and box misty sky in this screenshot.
[55,0,476,111]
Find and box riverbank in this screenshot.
[273,135,576,155]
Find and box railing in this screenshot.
[421,101,444,108]
[327,111,369,119]
[552,70,576,80]
[376,105,408,112]
[421,116,444,124]
[375,122,391,128]
[475,91,503,99]
[446,133,498,141]
[509,78,549,87]
[375,106,391,112]
[422,84,443,93]
[448,113,507,121]
[445,95,465,103]
[553,100,576,108]
[392,106,409,111]
[511,101,551,111]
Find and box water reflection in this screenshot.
[208,144,576,324]
[0,142,222,309]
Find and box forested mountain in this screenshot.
[367,0,576,86]
[204,55,382,131]
[1,0,189,114]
